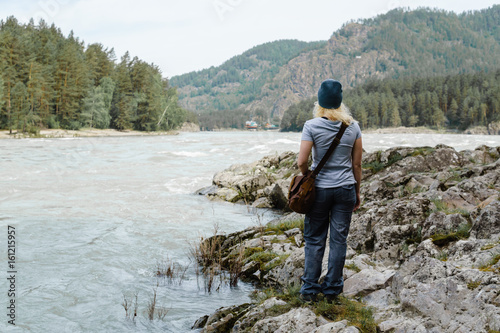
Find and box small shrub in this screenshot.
[155,259,189,285]
[47,115,60,129]
[411,147,435,157]
[405,226,422,245]
[467,281,481,290]
[431,199,470,217]
[314,297,377,333]
[387,152,403,166]
[266,218,304,234]
[362,161,385,173]
[249,251,279,269]
[344,263,361,273]
[244,247,264,258]
[436,251,448,261]
[263,254,290,272]
[431,223,471,246]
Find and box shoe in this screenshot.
[300,293,318,303]
[325,294,342,305]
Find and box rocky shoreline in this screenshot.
[193,144,500,333]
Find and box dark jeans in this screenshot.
[300,185,356,296]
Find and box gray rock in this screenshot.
[264,247,304,286]
[251,307,329,333]
[192,315,209,329]
[252,197,272,208]
[211,188,240,202]
[284,228,302,237]
[232,297,287,332]
[311,320,348,333]
[472,200,500,239]
[200,303,253,333]
[422,212,469,239]
[343,268,395,297]
[269,182,289,210]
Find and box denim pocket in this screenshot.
[315,188,327,203]
[341,184,356,206]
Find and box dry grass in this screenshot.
[122,293,138,321]
[146,284,169,321]
[155,258,189,285]
[190,223,230,293]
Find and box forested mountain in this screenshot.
[170,39,326,123]
[172,6,500,126]
[280,69,500,131]
[0,17,189,134]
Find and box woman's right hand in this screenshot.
[353,192,361,212]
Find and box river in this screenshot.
[1,131,499,332]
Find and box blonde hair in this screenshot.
[313,102,355,125]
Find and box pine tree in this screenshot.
[111,52,134,130]
[390,106,402,127]
[0,17,22,133]
[448,98,459,126]
[10,81,29,132]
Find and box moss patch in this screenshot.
[467,281,481,290]
[479,254,500,272]
[431,223,471,246]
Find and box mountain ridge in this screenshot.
[171,6,500,121]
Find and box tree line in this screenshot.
[280,69,500,131]
[0,17,191,134]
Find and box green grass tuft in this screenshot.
[266,218,304,234]
[467,280,481,290]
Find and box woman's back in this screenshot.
[301,117,361,188]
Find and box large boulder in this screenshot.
[471,200,500,239]
[251,307,329,333]
[343,268,395,297]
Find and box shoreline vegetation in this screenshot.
[0,122,201,139]
[192,144,500,332]
[0,128,180,139]
[1,124,499,140]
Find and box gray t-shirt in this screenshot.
[301,117,362,188]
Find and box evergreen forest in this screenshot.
[280,70,500,131]
[0,17,190,134]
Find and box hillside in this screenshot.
[0,17,190,134]
[170,39,326,122]
[172,6,500,121]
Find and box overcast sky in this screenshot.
[1,0,498,78]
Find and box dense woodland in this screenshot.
[280,69,500,131]
[0,17,190,134]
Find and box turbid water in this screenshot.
[1,131,499,332]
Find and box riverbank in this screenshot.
[193,144,500,332]
[0,128,182,139]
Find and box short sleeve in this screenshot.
[353,122,362,140]
[301,121,313,141]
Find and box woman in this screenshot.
[297,79,362,303]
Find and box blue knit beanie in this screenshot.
[318,79,342,109]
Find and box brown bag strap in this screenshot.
[311,122,348,177]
